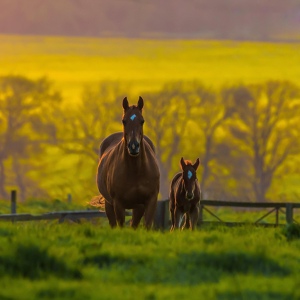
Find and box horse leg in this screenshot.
[189,206,199,230]
[131,204,145,229]
[114,201,126,227]
[170,202,175,231]
[143,197,158,230]
[184,214,190,230]
[174,207,182,230]
[105,201,117,228]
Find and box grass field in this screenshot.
[1,35,300,104]
[0,221,299,300]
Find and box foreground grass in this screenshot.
[0,221,299,299]
[1,35,300,103]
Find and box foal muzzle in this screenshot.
[186,191,194,200]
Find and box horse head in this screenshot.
[122,96,145,156]
[180,157,200,200]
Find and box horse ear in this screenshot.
[180,157,185,170]
[138,96,144,110]
[193,158,200,170]
[123,97,129,110]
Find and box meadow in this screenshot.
[0,220,299,300]
[1,35,300,104]
[1,35,300,299]
[2,34,300,201]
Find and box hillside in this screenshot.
[0,0,299,41]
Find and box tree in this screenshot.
[144,82,196,199]
[183,82,234,199]
[55,81,130,200]
[0,75,62,201]
[222,81,300,202]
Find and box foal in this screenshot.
[169,157,201,231]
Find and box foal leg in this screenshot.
[105,201,117,228]
[189,206,199,230]
[174,207,182,230]
[169,202,175,231]
[131,204,145,229]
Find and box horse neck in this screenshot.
[121,137,145,167]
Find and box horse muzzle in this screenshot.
[186,192,194,201]
[127,140,140,156]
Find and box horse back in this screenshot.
[170,173,182,190]
[169,173,182,205]
[99,132,122,157]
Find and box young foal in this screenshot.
[169,157,201,231]
[95,97,160,229]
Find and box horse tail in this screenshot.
[89,194,106,209]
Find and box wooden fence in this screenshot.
[152,199,300,228]
[1,191,300,229]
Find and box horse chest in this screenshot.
[110,170,155,200]
[175,189,200,212]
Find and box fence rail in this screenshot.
[1,191,300,228]
[199,200,300,227]
[0,210,107,223]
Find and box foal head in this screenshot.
[180,157,200,200]
[122,96,145,156]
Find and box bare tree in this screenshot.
[143,82,194,199]
[55,81,130,199]
[0,75,62,200]
[222,81,300,202]
[183,83,234,199]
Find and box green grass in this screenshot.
[0,221,299,299]
[1,35,300,104]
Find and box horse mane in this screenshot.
[184,160,193,165]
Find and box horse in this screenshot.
[93,96,160,229]
[169,157,201,231]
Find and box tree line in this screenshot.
[0,0,298,41]
[0,75,299,203]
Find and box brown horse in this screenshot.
[95,96,160,229]
[169,157,201,231]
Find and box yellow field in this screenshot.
[1,34,300,104]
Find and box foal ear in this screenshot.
[180,157,186,170]
[137,96,144,110]
[193,158,200,171]
[123,97,129,110]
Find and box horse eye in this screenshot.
[122,120,126,125]
[141,120,145,125]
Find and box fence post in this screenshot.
[154,199,169,230]
[67,194,72,204]
[162,199,170,229]
[198,204,203,225]
[275,208,279,226]
[11,190,17,214]
[286,203,293,224]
